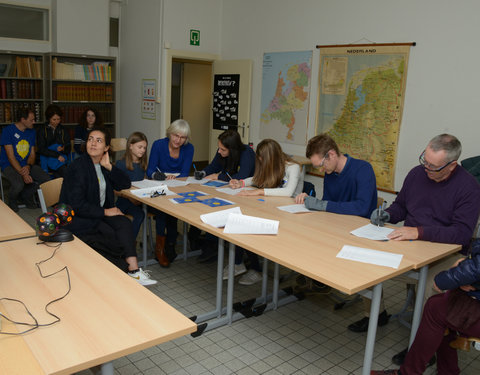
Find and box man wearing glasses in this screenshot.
[348,134,480,365]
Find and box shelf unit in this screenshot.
[0,51,45,127]
[46,53,116,136]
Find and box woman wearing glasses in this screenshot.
[147,119,194,267]
[60,127,157,286]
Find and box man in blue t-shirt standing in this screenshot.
[0,108,50,212]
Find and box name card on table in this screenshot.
[224,213,279,235]
[337,245,403,269]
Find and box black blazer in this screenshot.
[60,154,131,235]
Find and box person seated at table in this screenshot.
[74,107,104,156]
[194,129,256,263]
[146,119,194,267]
[60,127,157,286]
[227,138,303,285]
[36,104,71,178]
[294,133,378,295]
[371,239,480,375]
[350,134,480,366]
[115,131,149,246]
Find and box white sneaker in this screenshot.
[238,269,263,285]
[129,268,158,286]
[222,263,247,280]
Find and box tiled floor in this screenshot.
[18,206,480,374]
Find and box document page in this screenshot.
[216,187,254,195]
[186,176,210,184]
[200,207,242,228]
[130,185,175,197]
[350,223,394,241]
[132,179,166,189]
[336,245,403,269]
[277,204,311,213]
[224,213,279,234]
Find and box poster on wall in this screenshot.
[212,74,239,130]
[142,79,156,120]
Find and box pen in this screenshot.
[156,166,162,173]
[193,163,197,172]
[226,172,232,180]
[309,189,313,196]
[377,205,381,228]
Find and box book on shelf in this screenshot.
[53,58,112,81]
[0,102,42,123]
[12,56,42,78]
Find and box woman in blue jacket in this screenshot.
[372,239,480,375]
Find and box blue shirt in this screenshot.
[146,137,194,178]
[0,123,36,170]
[323,155,378,218]
[203,145,255,181]
[116,159,145,182]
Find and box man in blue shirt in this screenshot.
[0,108,50,212]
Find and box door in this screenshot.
[210,60,252,160]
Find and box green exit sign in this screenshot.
[190,29,200,46]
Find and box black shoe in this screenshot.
[347,309,391,333]
[392,348,436,367]
[197,249,217,263]
[165,243,177,263]
[8,200,19,212]
[294,279,331,295]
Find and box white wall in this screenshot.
[220,0,480,198]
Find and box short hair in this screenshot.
[45,104,63,121]
[428,134,462,162]
[166,119,191,144]
[306,134,340,158]
[15,108,34,122]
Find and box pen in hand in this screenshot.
[226,172,232,180]
[193,163,197,172]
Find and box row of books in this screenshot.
[59,104,114,124]
[0,102,42,124]
[52,58,112,81]
[53,84,113,102]
[0,79,43,100]
[0,56,43,79]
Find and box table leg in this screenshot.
[182,222,188,260]
[259,258,269,304]
[142,204,148,269]
[101,361,114,375]
[216,238,225,318]
[409,265,428,348]
[362,282,382,375]
[272,263,280,310]
[227,242,235,324]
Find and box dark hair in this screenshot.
[15,108,34,122]
[89,126,112,157]
[124,132,148,171]
[45,104,63,122]
[79,107,104,129]
[218,130,245,174]
[306,134,340,158]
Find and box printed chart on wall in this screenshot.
[260,50,312,145]
[212,74,239,131]
[315,44,411,191]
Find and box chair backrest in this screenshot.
[37,177,63,213]
[110,138,127,152]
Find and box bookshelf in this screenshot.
[0,51,45,127]
[46,53,116,136]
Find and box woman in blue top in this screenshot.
[115,132,148,244]
[147,119,194,267]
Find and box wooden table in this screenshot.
[123,182,460,374]
[0,237,196,375]
[0,199,36,242]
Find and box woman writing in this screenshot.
[60,127,157,286]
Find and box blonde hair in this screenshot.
[124,132,148,171]
[166,119,191,144]
[252,139,293,188]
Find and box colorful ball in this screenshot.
[52,203,75,226]
[36,213,60,237]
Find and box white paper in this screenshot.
[162,179,189,187]
[336,245,403,269]
[186,176,210,184]
[130,185,175,197]
[165,172,180,177]
[350,223,394,241]
[132,179,166,189]
[216,187,254,195]
[224,213,279,235]
[200,207,243,228]
[277,204,311,214]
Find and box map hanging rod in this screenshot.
[316,42,416,49]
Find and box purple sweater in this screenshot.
[387,165,480,252]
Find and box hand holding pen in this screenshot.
[371,200,390,227]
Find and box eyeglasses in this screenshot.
[419,150,454,172]
[150,190,166,198]
[171,133,187,141]
[319,152,329,168]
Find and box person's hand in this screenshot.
[460,284,476,292]
[194,170,206,180]
[238,189,262,196]
[205,173,219,180]
[295,192,308,204]
[433,281,443,293]
[452,257,466,268]
[104,207,124,216]
[19,166,30,176]
[229,179,242,189]
[57,145,64,152]
[100,152,112,171]
[22,174,33,184]
[166,174,176,180]
[370,208,390,226]
[58,155,65,163]
[152,171,166,180]
[388,226,419,241]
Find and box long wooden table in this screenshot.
[0,199,36,242]
[123,182,460,375]
[0,236,196,375]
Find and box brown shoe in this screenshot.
[450,336,471,351]
[155,235,169,268]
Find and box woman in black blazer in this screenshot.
[60,127,157,286]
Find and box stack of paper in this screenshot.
[224,213,279,234]
[200,207,242,228]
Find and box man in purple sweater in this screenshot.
[348,134,480,365]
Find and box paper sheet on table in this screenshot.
[277,204,311,213]
[223,213,279,234]
[350,223,394,241]
[336,245,403,269]
[162,179,189,187]
[200,207,242,228]
[186,176,210,184]
[130,185,175,197]
[132,179,166,189]
[215,187,254,195]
